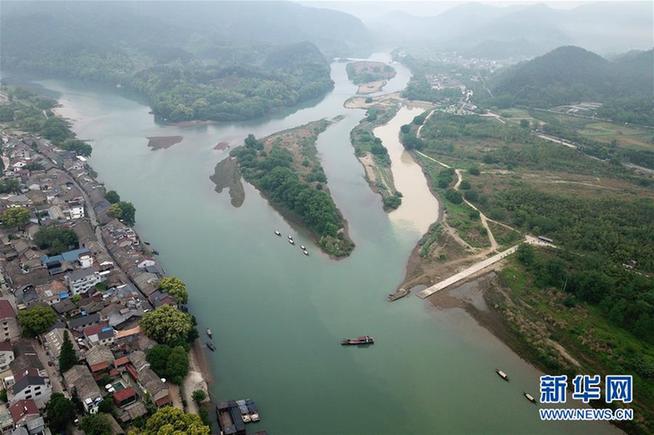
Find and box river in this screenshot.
[10,54,619,434]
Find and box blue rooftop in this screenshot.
[41,247,90,266]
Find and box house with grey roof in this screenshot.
[63,365,102,414]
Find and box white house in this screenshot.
[65,269,104,295]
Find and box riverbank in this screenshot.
[229,119,355,258]
[349,102,402,210]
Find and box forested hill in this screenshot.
[488,46,654,124]
[0,1,371,122]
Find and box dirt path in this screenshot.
[453,169,498,251]
[415,151,498,251]
[416,109,436,138]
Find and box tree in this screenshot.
[517,244,535,266]
[146,344,190,384]
[140,305,193,347]
[98,397,114,414]
[34,225,79,255]
[61,139,92,156]
[142,407,210,435]
[17,305,57,337]
[1,207,30,229]
[108,201,136,226]
[58,331,77,373]
[104,190,120,204]
[520,119,530,128]
[158,277,188,304]
[444,189,463,204]
[468,166,481,176]
[46,393,75,432]
[192,389,206,403]
[80,414,111,435]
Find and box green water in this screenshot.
[24,54,619,434]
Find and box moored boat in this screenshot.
[274,230,281,236]
[524,392,537,404]
[206,342,216,352]
[387,287,409,302]
[246,399,260,422]
[206,328,213,338]
[289,239,295,245]
[303,249,309,256]
[341,336,374,346]
[496,369,509,381]
[300,245,306,250]
[287,235,293,240]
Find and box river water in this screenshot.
[12,54,619,434]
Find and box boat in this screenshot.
[206,328,213,338]
[300,245,306,250]
[303,250,309,256]
[152,250,160,255]
[236,400,251,423]
[289,239,295,245]
[246,399,260,422]
[387,287,409,302]
[206,342,216,352]
[287,235,293,240]
[523,392,537,404]
[341,336,374,346]
[274,230,281,236]
[496,369,509,381]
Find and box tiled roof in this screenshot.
[0,300,15,319]
[8,399,38,423]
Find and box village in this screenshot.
[0,128,212,434]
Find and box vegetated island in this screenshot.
[349,99,403,210]
[346,61,396,94]
[230,120,354,257]
[147,136,183,150]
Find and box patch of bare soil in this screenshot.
[210,157,244,207]
[146,136,183,150]
[214,141,230,151]
[357,80,387,95]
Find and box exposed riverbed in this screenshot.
[375,106,440,234]
[8,54,619,434]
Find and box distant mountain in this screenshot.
[490,46,654,108]
[0,1,372,61]
[0,1,371,122]
[370,1,653,58]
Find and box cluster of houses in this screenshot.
[0,131,198,433]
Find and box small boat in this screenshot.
[341,336,374,346]
[236,400,251,423]
[523,392,537,404]
[274,230,281,236]
[289,239,295,245]
[144,241,151,245]
[496,369,509,381]
[303,250,309,256]
[206,328,212,338]
[246,399,260,422]
[152,250,160,255]
[300,245,306,250]
[287,235,293,240]
[206,342,216,352]
[387,287,409,302]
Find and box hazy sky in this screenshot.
[299,0,632,21]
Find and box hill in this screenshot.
[488,46,654,124]
[0,1,371,122]
[370,2,652,58]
